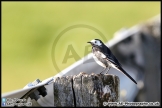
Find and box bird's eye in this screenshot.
[95,41,96,43]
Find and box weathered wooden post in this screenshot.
[54,72,119,107]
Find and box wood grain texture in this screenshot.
[54,72,119,107]
[54,76,74,107]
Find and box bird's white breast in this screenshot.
[92,53,106,68]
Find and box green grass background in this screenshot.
[2,2,160,93]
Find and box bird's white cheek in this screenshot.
[97,42,102,46]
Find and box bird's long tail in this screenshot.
[116,66,137,84]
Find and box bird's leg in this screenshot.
[100,67,107,74]
[105,67,111,74]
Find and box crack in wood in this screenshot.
[71,77,76,107]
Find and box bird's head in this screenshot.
[87,39,103,47]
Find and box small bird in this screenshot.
[87,39,137,84]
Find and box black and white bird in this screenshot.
[87,39,137,84]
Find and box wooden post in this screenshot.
[54,72,119,107]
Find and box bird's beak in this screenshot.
[87,42,91,44]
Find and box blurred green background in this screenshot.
[2,2,160,93]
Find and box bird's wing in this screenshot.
[101,46,122,67]
[106,54,122,67]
